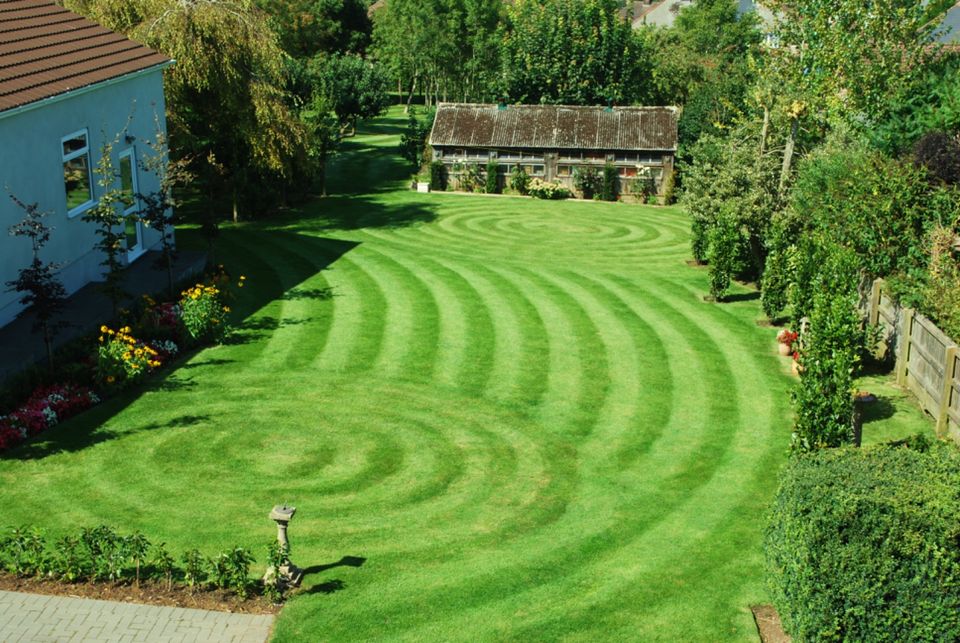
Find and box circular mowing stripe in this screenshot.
[308,248,389,374]
[367,245,497,394]
[316,279,749,636]
[226,231,338,371]
[425,258,551,408]
[493,264,612,439]
[339,245,442,380]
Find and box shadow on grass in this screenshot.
[296,555,365,597]
[303,555,367,576]
[723,291,761,303]
[304,579,346,595]
[5,413,212,461]
[862,397,897,424]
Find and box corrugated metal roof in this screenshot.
[430,103,679,151]
[0,0,171,113]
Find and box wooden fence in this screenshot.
[865,279,960,443]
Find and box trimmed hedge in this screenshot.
[765,442,960,641]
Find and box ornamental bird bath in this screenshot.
[265,504,304,588]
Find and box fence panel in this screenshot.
[862,279,959,444]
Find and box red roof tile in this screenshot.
[0,0,171,113]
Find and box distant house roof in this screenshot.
[0,0,171,114]
[430,103,679,152]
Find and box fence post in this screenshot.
[937,346,958,438]
[869,279,882,326]
[896,308,915,386]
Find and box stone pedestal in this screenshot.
[265,505,303,588]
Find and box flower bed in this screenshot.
[0,270,246,454]
[0,384,100,451]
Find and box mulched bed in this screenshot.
[0,574,282,615]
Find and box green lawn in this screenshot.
[2,108,803,640]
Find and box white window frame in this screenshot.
[61,128,95,218]
[118,147,145,261]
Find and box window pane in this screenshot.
[126,216,139,251]
[62,133,87,156]
[63,156,91,210]
[120,155,135,208]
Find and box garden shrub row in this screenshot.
[765,441,960,641]
[0,524,286,602]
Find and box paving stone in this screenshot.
[0,591,274,642]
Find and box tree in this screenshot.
[64,0,310,221]
[501,0,650,105]
[398,107,434,169]
[372,0,503,107]
[136,124,193,298]
[300,93,341,197]
[308,53,391,136]
[82,138,129,316]
[5,196,68,369]
[256,0,372,58]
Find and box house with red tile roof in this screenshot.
[0,0,173,329]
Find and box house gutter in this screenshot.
[0,60,176,123]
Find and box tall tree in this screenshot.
[64,0,309,220]
[256,0,372,58]
[501,0,650,105]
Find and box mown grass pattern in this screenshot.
[0,110,793,641]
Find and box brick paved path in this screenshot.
[0,590,274,642]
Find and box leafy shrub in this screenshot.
[179,285,230,344]
[485,159,499,194]
[429,160,447,191]
[690,217,709,263]
[182,549,209,590]
[509,164,530,195]
[97,326,162,389]
[601,163,618,201]
[572,166,601,199]
[0,526,48,577]
[706,212,741,300]
[766,444,960,641]
[791,243,869,452]
[152,542,176,590]
[921,224,960,339]
[760,247,789,320]
[527,178,570,200]
[459,163,484,193]
[212,547,255,599]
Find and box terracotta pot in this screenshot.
[777,342,792,356]
[791,360,803,376]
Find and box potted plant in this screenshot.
[776,329,798,356]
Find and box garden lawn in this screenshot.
[0,108,795,641]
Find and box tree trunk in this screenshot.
[759,105,770,160]
[232,187,239,223]
[779,117,798,195]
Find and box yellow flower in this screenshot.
[100,325,108,333]
[106,376,115,383]
[98,336,104,343]
[223,306,231,313]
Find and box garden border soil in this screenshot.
[0,573,282,615]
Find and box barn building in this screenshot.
[428,103,679,199]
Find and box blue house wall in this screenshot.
[0,67,170,329]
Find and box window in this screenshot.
[615,153,639,163]
[62,130,93,215]
[618,166,638,178]
[523,164,544,176]
[119,149,140,252]
[557,165,572,177]
[559,151,582,162]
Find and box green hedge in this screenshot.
[765,443,960,641]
